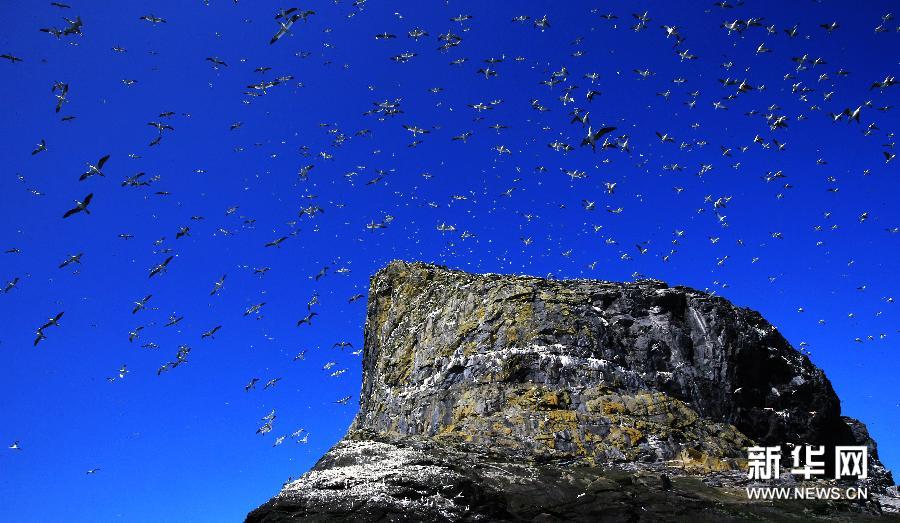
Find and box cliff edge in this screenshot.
[247,261,898,522]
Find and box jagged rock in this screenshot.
[247,262,898,522]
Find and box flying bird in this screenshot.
[148,256,174,278]
[201,325,222,339]
[62,193,93,218]
[297,312,318,326]
[210,275,226,295]
[80,155,110,181]
[581,126,616,151]
[31,139,47,155]
[270,11,314,45]
[132,295,152,314]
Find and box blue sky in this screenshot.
[0,0,898,521]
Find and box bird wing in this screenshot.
[594,126,616,139]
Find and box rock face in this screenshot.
[247,261,898,522]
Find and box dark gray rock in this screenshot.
[247,261,898,522]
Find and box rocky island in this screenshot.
[247,261,899,522]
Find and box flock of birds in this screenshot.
[2,0,899,491]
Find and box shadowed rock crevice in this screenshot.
[247,261,898,522]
